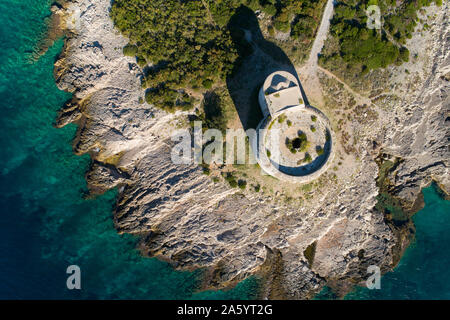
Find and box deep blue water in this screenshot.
[0,0,448,300]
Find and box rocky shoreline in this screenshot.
[51,0,449,299]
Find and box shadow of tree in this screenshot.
[226,6,309,131]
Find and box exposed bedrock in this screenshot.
[53,0,449,298]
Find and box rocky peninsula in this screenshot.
[51,0,448,298]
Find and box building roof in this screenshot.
[259,71,303,115]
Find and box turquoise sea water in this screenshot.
[0,0,448,300]
[315,184,450,300]
[344,185,450,300]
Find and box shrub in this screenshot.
[303,153,312,163]
[274,20,290,33]
[286,120,292,127]
[399,47,410,62]
[225,172,238,188]
[278,114,287,123]
[297,133,309,152]
[201,164,210,175]
[311,115,317,122]
[136,56,147,67]
[228,180,238,188]
[310,126,316,132]
[238,179,247,189]
[291,16,315,40]
[262,4,277,16]
[123,44,138,57]
[111,0,239,110]
[202,79,213,89]
[145,87,193,112]
[201,91,227,132]
[316,146,324,156]
[286,132,309,153]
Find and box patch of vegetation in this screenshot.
[272,0,328,45]
[266,149,271,158]
[111,0,239,111]
[145,88,194,113]
[303,152,312,163]
[268,119,276,130]
[316,146,324,156]
[274,20,290,33]
[311,115,317,122]
[319,0,439,81]
[286,119,292,127]
[301,183,313,192]
[238,179,247,189]
[197,89,233,133]
[277,114,287,123]
[224,172,238,188]
[123,44,138,57]
[112,0,329,110]
[286,132,309,153]
[201,164,211,175]
[202,79,214,89]
[310,125,316,132]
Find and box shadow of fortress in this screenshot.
[226,6,309,131]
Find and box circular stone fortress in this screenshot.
[256,71,334,183]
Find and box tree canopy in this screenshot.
[319,0,439,78]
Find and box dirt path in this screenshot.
[296,0,382,110]
[296,0,334,106]
[307,0,335,69]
